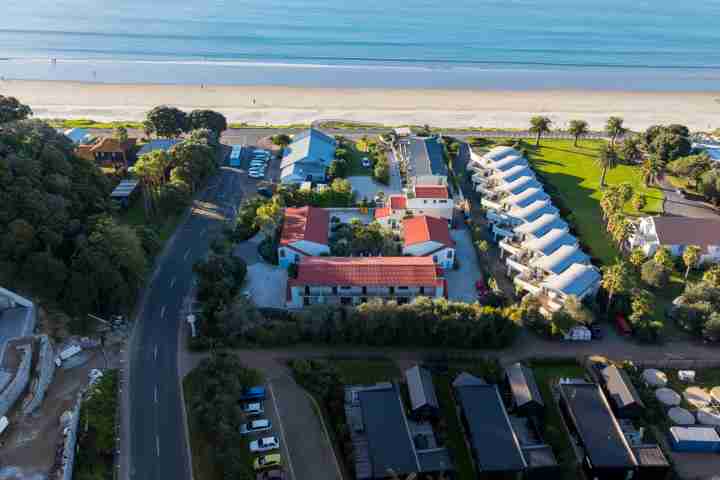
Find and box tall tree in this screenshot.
[605,116,626,148]
[667,154,712,188]
[640,155,662,187]
[146,106,188,138]
[597,145,619,187]
[0,95,32,123]
[134,150,171,216]
[529,116,552,146]
[567,120,589,147]
[620,134,644,163]
[271,134,291,148]
[682,245,701,279]
[255,197,284,238]
[188,109,228,136]
[601,260,634,312]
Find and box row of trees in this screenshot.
[144,106,228,138]
[0,118,153,319]
[529,115,626,147]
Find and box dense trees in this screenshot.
[145,106,188,138]
[529,116,552,146]
[643,124,691,163]
[271,133,291,148]
[329,219,398,256]
[0,119,146,318]
[667,154,712,188]
[0,95,32,123]
[188,109,228,135]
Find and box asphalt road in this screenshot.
[128,166,246,480]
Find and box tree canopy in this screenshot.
[0,95,32,123]
[188,109,228,135]
[145,105,188,138]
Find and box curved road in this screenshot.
[127,167,245,480]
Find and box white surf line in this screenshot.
[154,386,159,404]
[154,345,158,361]
[156,435,160,457]
[160,306,166,319]
[268,382,297,480]
[170,276,176,288]
[183,249,191,261]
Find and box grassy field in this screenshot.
[333,358,401,384]
[46,118,145,129]
[434,375,476,480]
[345,141,374,177]
[183,372,223,480]
[530,361,586,480]
[118,199,182,246]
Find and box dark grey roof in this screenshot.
[358,386,419,477]
[558,382,638,469]
[601,365,645,411]
[417,449,453,472]
[454,383,526,472]
[506,363,544,409]
[137,139,180,156]
[408,137,448,178]
[632,445,669,467]
[522,446,558,468]
[452,372,486,388]
[405,365,439,411]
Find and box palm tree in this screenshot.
[605,116,626,148]
[641,154,662,186]
[134,150,170,217]
[682,245,701,279]
[608,213,632,248]
[529,116,552,146]
[597,145,619,187]
[568,120,589,147]
[620,134,643,163]
[601,260,634,312]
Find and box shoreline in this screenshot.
[1,79,719,131]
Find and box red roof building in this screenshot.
[280,206,329,246]
[389,195,408,210]
[414,185,449,199]
[403,215,455,248]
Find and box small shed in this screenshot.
[505,363,544,417]
[600,365,645,419]
[110,179,140,208]
[669,426,720,453]
[405,365,439,418]
[632,445,671,480]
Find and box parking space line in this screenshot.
[268,381,297,480]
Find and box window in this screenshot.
[341,286,352,290]
[433,255,438,263]
[304,286,310,295]
[332,286,338,295]
[433,200,437,204]
[362,286,367,294]
[389,286,395,294]
[294,254,300,262]
[439,200,447,204]
[447,250,453,259]
[419,286,425,294]
[279,249,286,258]
[424,200,428,204]
[398,286,408,290]
[397,297,409,305]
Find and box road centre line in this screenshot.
[268,382,297,480]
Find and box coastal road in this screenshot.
[127,166,246,480]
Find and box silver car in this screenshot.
[240,419,271,435]
[250,436,279,453]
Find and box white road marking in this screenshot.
[154,386,159,403]
[160,306,166,319]
[268,382,297,480]
[183,249,191,261]
[170,276,176,288]
[156,435,160,457]
[154,345,158,361]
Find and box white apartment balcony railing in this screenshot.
[513,275,542,295]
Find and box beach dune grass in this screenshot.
[521,139,663,265]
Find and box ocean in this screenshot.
[1,0,720,90]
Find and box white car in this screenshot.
[250,162,267,169]
[242,402,264,416]
[250,436,280,453]
[361,157,372,168]
[240,419,271,435]
[248,171,265,179]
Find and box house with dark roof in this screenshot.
[557,381,638,480]
[629,216,720,264]
[600,365,645,419]
[278,206,330,268]
[505,363,544,417]
[344,383,453,480]
[400,136,448,186]
[404,365,439,419]
[452,373,527,477]
[280,129,337,184]
[286,257,446,308]
[402,216,455,269]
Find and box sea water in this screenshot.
[1,0,719,90]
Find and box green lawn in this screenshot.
[434,375,475,480]
[530,361,585,480]
[183,372,223,480]
[333,358,401,384]
[345,141,374,177]
[119,199,182,246]
[526,139,664,265]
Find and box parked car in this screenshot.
[242,402,264,416]
[256,469,285,480]
[361,157,372,168]
[254,454,282,471]
[250,436,279,453]
[250,160,267,168]
[240,419,271,435]
[248,170,265,179]
[240,386,266,401]
[257,187,274,198]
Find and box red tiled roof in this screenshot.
[291,256,442,286]
[653,217,720,253]
[374,207,391,219]
[403,215,455,248]
[90,137,136,153]
[389,195,407,210]
[414,185,449,199]
[280,206,329,246]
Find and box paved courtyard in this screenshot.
[445,227,482,302]
[234,234,287,308]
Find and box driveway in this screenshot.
[348,176,400,201]
[445,227,482,302]
[234,234,287,308]
[660,180,720,219]
[268,375,342,480]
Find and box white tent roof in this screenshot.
[697,408,720,426]
[497,176,542,195]
[505,188,549,209]
[514,213,567,238]
[508,200,558,223]
[541,263,601,297]
[642,369,668,387]
[493,165,534,182]
[522,229,577,256]
[668,407,695,425]
[483,146,518,162]
[489,155,528,172]
[656,387,681,406]
[530,245,589,275]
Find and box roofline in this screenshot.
[493,386,528,468]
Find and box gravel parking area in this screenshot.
[348,176,400,201]
[445,227,482,302]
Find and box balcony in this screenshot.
[499,237,524,257]
[513,274,542,295]
[492,224,515,239]
[481,196,503,211]
[506,254,531,274]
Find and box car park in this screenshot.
[254,454,282,471]
[250,436,279,453]
[242,402,264,416]
[240,419,271,435]
[241,386,267,401]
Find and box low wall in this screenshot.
[0,343,33,418]
[59,391,83,480]
[23,335,56,415]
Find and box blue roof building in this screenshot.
[64,128,93,145]
[280,129,337,184]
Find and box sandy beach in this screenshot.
[1,80,718,131]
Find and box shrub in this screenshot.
[641,259,670,288]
